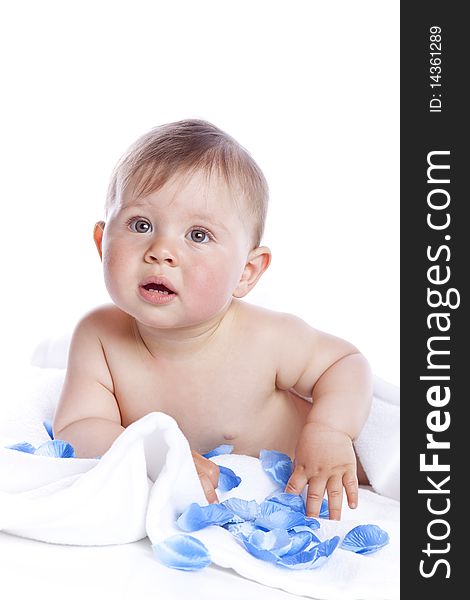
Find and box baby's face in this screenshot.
[97,170,254,330]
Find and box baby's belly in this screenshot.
[185,389,312,459]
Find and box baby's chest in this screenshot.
[113,355,276,435]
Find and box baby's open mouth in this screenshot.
[141,282,177,296]
[139,277,177,301]
[142,282,173,295]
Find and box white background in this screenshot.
[0,0,399,385]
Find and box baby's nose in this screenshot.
[144,238,179,266]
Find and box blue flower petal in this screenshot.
[152,534,211,571]
[34,440,75,458]
[255,500,320,532]
[203,444,234,459]
[241,528,292,563]
[43,420,54,439]
[255,501,306,531]
[222,498,259,522]
[319,498,329,518]
[341,524,389,555]
[6,442,36,454]
[304,516,321,530]
[249,528,292,556]
[242,538,280,563]
[284,530,320,555]
[266,492,306,514]
[218,465,241,492]
[291,525,321,538]
[259,449,293,487]
[224,520,257,541]
[177,503,234,532]
[277,536,340,569]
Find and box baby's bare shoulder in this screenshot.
[233,303,322,386]
[75,303,132,338]
[235,300,313,338]
[78,303,128,323]
[66,304,133,390]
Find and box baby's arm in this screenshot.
[53,310,220,504]
[53,311,124,458]
[275,315,373,520]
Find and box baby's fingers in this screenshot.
[343,470,359,510]
[285,464,308,497]
[199,472,219,504]
[191,451,220,504]
[326,475,344,520]
[305,478,327,518]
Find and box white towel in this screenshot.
[0,366,399,599]
[27,335,401,501]
[1,365,400,502]
[354,378,400,501]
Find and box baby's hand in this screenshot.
[191,450,220,504]
[285,422,358,520]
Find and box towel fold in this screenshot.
[0,366,399,599]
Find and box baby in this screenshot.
[53,119,373,520]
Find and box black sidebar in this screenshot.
[401,1,467,597]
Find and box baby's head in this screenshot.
[95,120,272,329]
[105,119,269,248]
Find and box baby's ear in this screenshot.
[93,221,105,260]
[233,246,271,298]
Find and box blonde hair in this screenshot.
[105,119,269,246]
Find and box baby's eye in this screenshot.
[128,218,152,234]
[187,229,210,244]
